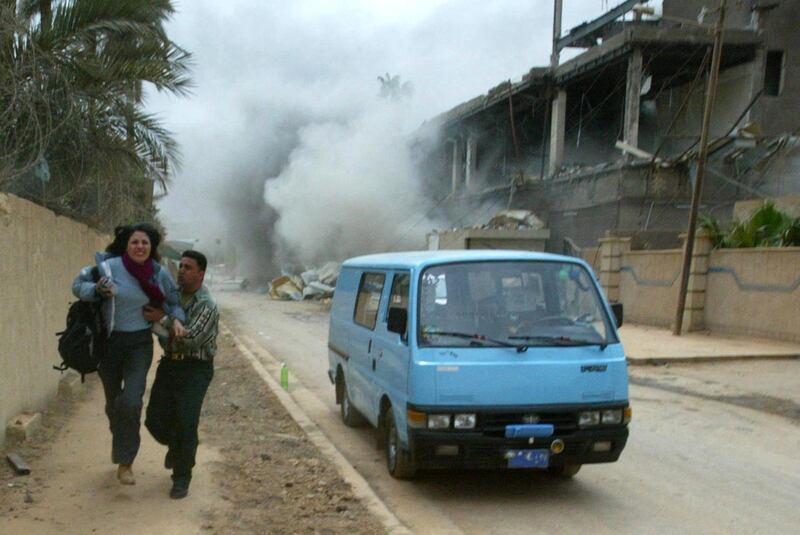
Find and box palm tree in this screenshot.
[1,0,191,228]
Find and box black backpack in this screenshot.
[54,267,107,382]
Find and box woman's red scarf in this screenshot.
[121,253,165,306]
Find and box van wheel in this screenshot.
[385,407,417,479]
[338,376,365,427]
[548,464,581,478]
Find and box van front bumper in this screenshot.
[408,426,628,470]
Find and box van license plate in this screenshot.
[507,449,549,469]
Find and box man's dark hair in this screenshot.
[181,250,207,272]
[105,223,162,261]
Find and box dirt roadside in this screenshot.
[0,329,385,534]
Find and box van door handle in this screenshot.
[372,358,376,371]
[368,340,372,353]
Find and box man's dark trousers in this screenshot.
[145,357,213,486]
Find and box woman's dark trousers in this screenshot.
[145,358,214,486]
[98,330,154,465]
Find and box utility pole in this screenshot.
[551,0,563,69]
[673,0,727,335]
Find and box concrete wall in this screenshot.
[664,0,800,137]
[0,193,108,447]
[604,229,799,341]
[705,247,800,341]
[618,249,682,327]
[654,62,756,157]
[430,228,550,252]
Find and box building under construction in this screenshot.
[421,0,800,251]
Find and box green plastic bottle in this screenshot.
[280,363,289,391]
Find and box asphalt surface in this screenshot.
[218,290,800,535]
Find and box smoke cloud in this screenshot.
[148,1,630,280]
[265,98,441,267]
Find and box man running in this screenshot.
[144,250,218,499]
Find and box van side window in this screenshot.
[389,273,410,310]
[387,273,410,335]
[354,272,386,329]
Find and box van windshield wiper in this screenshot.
[508,335,608,350]
[424,329,529,353]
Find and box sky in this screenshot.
[147,0,663,275]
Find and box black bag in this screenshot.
[54,267,107,382]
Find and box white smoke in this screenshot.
[265,99,440,266]
[149,0,628,277]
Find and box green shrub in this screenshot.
[700,203,800,248]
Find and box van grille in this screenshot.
[478,411,578,437]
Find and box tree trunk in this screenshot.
[39,0,52,32]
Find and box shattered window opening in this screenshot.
[764,50,785,97]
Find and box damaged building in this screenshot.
[422,0,800,251]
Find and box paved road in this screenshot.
[217,290,800,534]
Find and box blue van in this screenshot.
[327,250,630,479]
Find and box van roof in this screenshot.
[342,250,583,270]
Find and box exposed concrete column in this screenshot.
[465,136,477,190]
[548,89,566,176]
[598,234,631,303]
[676,231,713,332]
[450,138,463,193]
[623,48,643,150]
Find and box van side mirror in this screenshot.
[611,302,623,328]
[387,307,408,338]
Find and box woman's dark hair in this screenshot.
[105,223,162,261]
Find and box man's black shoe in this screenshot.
[169,482,189,499]
[164,450,174,470]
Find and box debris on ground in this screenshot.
[485,209,545,230]
[269,262,341,301]
[302,281,336,300]
[300,269,320,286]
[317,262,341,286]
[6,453,31,475]
[215,277,248,291]
[269,276,303,301]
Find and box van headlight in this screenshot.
[578,411,600,427]
[601,409,623,424]
[453,413,476,429]
[427,414,451,429]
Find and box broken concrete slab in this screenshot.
[269,276,303,301]
[317,262,341,286]
[300,270,320,286]
[302,282,335,300]
[6,413,42,442]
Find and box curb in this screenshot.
[627,354,800,365]
[220,324,412,535]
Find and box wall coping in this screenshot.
[711,246,800,254]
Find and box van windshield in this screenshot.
[418,261,616,348]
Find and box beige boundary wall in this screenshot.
[618,249,682,327]
[597,232,800,342]
[0,193,108,447]
[705,248,800,341]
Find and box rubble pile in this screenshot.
[269,261,340,301]
[483,209,545,231]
